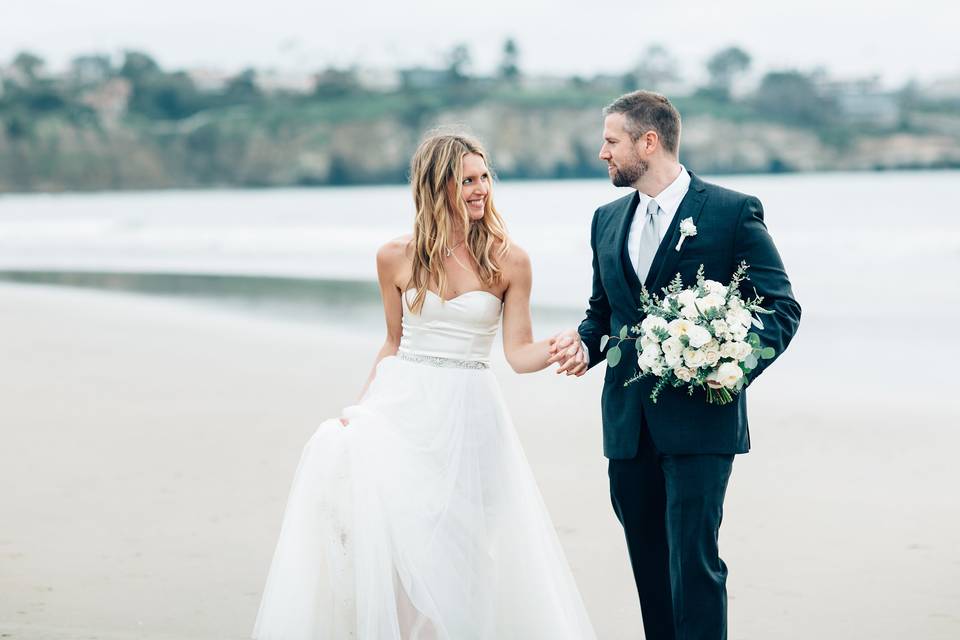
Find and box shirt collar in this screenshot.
[638,164,690,219]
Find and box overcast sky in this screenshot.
[3,0,956,87]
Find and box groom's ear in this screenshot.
[638,130,660,156]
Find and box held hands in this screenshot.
[547,329,588,377]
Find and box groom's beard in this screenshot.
[611,158,648,187]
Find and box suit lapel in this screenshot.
[646,172,709,292]
[615,191,643,309]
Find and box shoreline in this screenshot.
[2,166,959,197]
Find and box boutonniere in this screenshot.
[675,218,697,251]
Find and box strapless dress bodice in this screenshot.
[398,289,502,364]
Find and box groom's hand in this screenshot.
[548,330,588,377]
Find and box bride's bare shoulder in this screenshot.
[377,235,414,291]
[377,234,414,264]
[498,241,531,296]
[499,240,531,273]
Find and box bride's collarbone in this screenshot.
[404,279,503,302]
[397,264,506,301]
[430,272,498,301]
[438,282,501,300]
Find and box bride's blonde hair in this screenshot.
[407,131,510,313]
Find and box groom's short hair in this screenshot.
[604,90,681,156]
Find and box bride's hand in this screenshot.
[548,330,576,358]
[548,330,588,376]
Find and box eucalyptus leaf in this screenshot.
[747,332,761,348]
[760,347,776,360]
[606,346,622,367]
[619,325,629,340]
[600,335,610,351]
[744,353,758,370]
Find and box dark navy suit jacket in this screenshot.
[578,171,801,458]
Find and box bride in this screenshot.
[252,132,595,639]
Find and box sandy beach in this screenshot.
[1,282,958,639]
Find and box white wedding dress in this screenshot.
[252,289,597,640]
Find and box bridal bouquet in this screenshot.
[602,262,775,405]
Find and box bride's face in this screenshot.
[448,153,490,223]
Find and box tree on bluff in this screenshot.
[705,46,751,100]
[499,38,520,82]
[12,51,46,84]
[120,51,206,120]
[623,44,680,92]
[753,70,834,127]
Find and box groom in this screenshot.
[551,90,801,639]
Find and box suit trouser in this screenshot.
[608,425,734,640]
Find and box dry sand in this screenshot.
[1,282,957,639]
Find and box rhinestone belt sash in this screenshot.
[397,352,490,369]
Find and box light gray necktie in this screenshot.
[636,198,663,282]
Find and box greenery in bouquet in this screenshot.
[601,262,775,405]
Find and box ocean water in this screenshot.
[1,170,958,408]
[1,170,958,333]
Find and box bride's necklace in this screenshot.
[444,240,473,272]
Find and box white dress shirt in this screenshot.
[578,165,691,367]
[626,165,691,277]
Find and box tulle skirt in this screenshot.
[252,355,597,640]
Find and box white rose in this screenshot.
[637,350,658,373]
[683,348,707,369]
[720,340,752,360]
[680,304,700,320]
[715,361,744,389]
[661,336,684,369]
[695,292,726,314]
[662,336,684,357]
[730,323,749,341]
[640,337,662,355]
[641,316,669,339]
[720,341,739,359]
[724,308,748,329]
[704,345,722,367]
[667,319,694,339]
[675,366,693,382]
[735,308,754,328]
[680,218,697,236]
[676,289,697,309]
[703,280,729,297]
[711,319,730,340]
[686,325,713,349]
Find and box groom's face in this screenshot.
[599,113,647,188]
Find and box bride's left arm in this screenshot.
[501,246,556,374]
